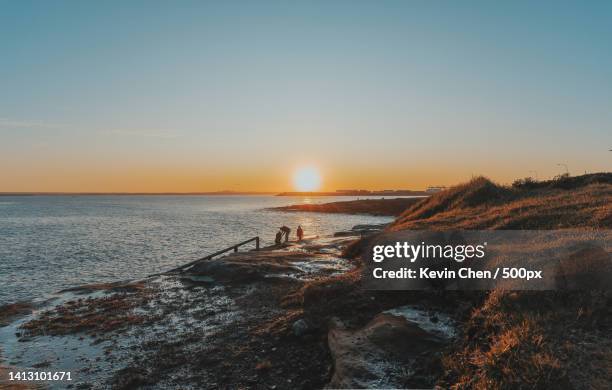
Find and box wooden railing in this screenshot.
[164,236,260,274]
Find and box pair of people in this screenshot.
[275,225,304,245]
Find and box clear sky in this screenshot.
[1,0,611,192]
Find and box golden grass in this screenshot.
[440,289,611,389]
[391,175,611,230]
[344,173,612,388]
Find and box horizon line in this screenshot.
[0,191,279,196]
[0,189,429,196]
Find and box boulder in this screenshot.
[327,313,445,389]
[186,251,314,284]
[292,319,310,337]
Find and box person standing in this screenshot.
[275,230,283,245]
[297,225,304,241]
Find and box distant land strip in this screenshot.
[0,190,429,196]
[0,191,278,196]
[270,197,424,216]
[276,190,429,196]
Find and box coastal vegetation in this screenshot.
[390,173,611,230]
[1,173,610,388]
[341,172,612,388]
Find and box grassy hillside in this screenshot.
[391,173,611,230]
[342,173,612,389]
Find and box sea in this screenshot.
[0,195,395,305]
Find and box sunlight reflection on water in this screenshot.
[0,195,394,304]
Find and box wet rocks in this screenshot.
[333,231,361,237]
[59,280,147,295]
[111,367,154,390]
[18,291,154,338]
[292,319,309,337]
[334,223,388,237]
[0,302,33,326]
[186,249,354,283]
[187,251,314,283]
[327,313,445,389]
[351,223,388,231]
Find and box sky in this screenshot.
[1,0,611,192]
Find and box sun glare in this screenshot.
[293,167,322,192]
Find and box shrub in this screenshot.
[512,177,538,189]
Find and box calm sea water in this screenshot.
[0,195,393,305]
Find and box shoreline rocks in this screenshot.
[327,313,446,389]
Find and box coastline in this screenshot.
[1,173,611,388]
[2,224,447,389]
[1,221,462,389]
[276,191,429,197]
[0,195,393,305]
[269,197,423,216]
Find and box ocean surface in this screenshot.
[0,195,395,305]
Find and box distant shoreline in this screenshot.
[270,197,424,216]
[0,191,429,196]
[0,192,278,196]
[276,190,429,196]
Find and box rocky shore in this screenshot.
[0,224,461,389]
[1,173,610,389]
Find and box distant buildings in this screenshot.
[426,186,447,193]
[277,188,431,196]
[335,189,372,194]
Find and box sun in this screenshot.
[293,167,322,192]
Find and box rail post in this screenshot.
[161,236,261,274]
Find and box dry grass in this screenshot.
[390,174,611,230]
[395,177,513,223]
[440,290,612,389]
[340,173,612,389]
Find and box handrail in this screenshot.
[164,236,260,274]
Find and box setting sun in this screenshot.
[293,167,322,192]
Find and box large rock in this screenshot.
[327,313,445,389]
[186,251,319,283]
[292,319,310,336]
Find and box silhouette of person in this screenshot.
[297,225,304,241]
[275,230,283,245]
[280,226,291,242]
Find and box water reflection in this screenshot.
[0,195,393,304]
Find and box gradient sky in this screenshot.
[1,0,611,192]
